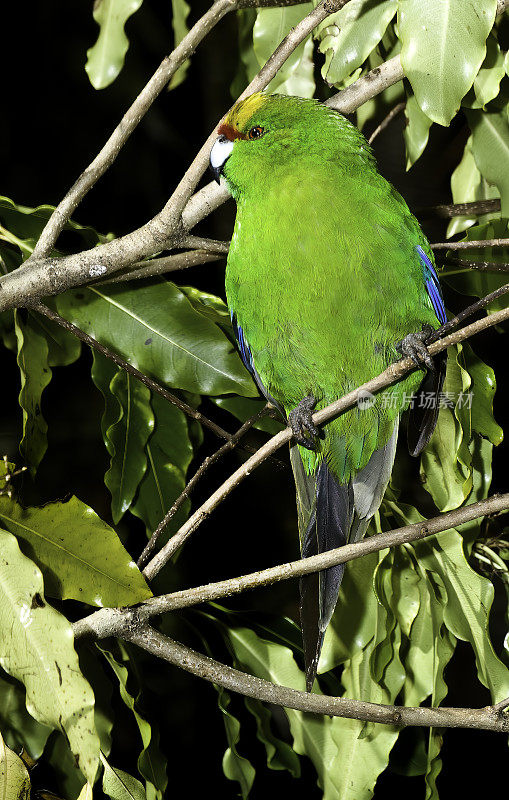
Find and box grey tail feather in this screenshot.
[290,421,399,692]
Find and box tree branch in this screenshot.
[100,249,224,284]
[368,102,406,144]
[73,492,509,639]
[418,199,501,219]
[119,625,509,733]
[432,238,509,251]
[141,302,509,581]
[442,258,509,273]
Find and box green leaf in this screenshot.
[98,643,167,800]
[104,371,154,523]
[465,106,509,215]
[243,696,300,776]
[218,689,256,798]
[169,0,191,90]
[420,348,472,511]
[0,528,100,783]
[424,530,509,701]
[0,195,112,258]
[253,5,315,97]
[446,135,500,237]
[320,551,381,672]
[403,92,433,168]
[14,309,52,471]
[77,783,94,800]
[316,0,397,88]
[102,757,147,800]
[130,391,193,537]
[56,281,257,396]
[0,486,151,607]
[0,668,52,759]
[471,33,506,108]
[398,0,497,125]
[85,0,144,90]
[0,734,31,800]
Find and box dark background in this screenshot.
[1,2,508,798]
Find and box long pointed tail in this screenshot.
[290,423,399,691]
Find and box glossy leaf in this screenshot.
[130,391,193,537]
[0,668,52,759]
[471,34,506,108]
[253,5,315,97]
[85,0,144,90]
[404,92,433,168]
[316,0,397,88]
[446,136,499,237]
[56,281,257,397]
[98,643,167,800]
[102,757,147,800]
[104,371,153,523]
[0,487,151,607]
[466,107,509,215]
[0,734,31,800]
[0,528,100,783]
[398,0,497,125]
[14,309,52,471]
[77,784,94,800]
[218,688,255,798]
[231,9,259,98]
[169,0,191,90]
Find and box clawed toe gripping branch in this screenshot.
[4,0,509,737]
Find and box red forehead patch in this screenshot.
[217,122,247,141]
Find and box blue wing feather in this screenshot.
[416,245,447,324]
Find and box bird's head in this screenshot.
[209,92,373,199]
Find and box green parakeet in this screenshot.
[209,93,446,690]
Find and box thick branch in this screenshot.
[121,625,509,733]
[73,493,509,639]
[142,303,509,580]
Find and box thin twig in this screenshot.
[100,250,224,284]
[432,238,509,251]
[73,493,509,639]
[442,258,509,273]
[122,626,509,732]
[30,303,236,442]
[368,102,406,144]
[425,284,509,345]
[417,199,501,219]
[142,302,509,581]
[136,404,271,569]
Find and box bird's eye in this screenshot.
[248,125,264,140]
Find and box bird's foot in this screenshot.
[288,394,320,450]
[396,324,435,371]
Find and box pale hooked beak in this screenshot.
[209,135,234,183]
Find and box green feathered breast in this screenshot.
[222,95,438,484]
